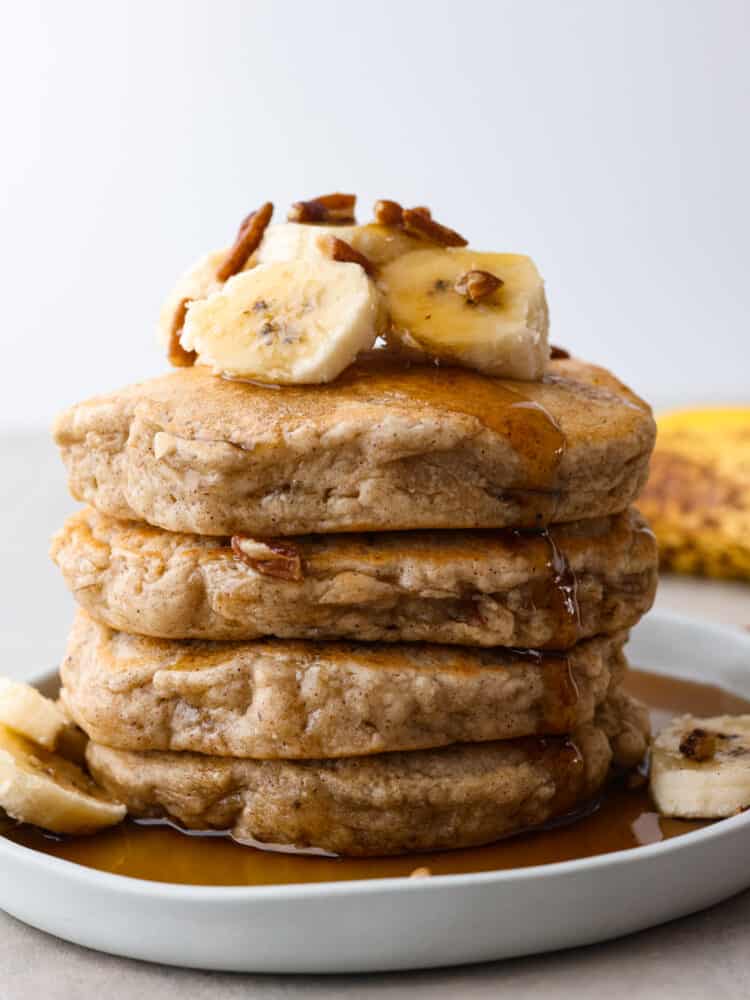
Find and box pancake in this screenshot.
[51,506,657,646]
[61,610,627,759]
[86,692,649,857]
[53,354,655,536]
[638,407,750,581]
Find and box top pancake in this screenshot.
[53,354,655,536]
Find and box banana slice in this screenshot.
[256,222,421,269]
[651,714,750,819]
[157,249,228,349]
[0,725,125,834]
[255,223,346,265]
[158,246,262,350]
[380,248,549,379]
[181,258,382,384]
[0,677,66,750]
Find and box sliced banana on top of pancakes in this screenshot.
[162,198,551,384]
[380,248,548,380]
[181,257,384,384]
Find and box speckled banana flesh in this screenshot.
[651,714,750,818]
[0,724,125,835]
[181,258,383,383]
[380,248,549,379]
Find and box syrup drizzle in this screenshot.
[505,524,583,650]
[226,352,567,526]
[540,657,581,733]
[5,670,747,886]
[542,528,581,647]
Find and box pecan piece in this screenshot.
[679,728,718,762]
[318,234,375,276]
[288,193,356,224]
[550,345,571,359]
[231,535,304,582]
[372,200,465,247]
[454,269,503,303]
[402,208,467,247]
[167,297,197,367]
[217,201,274,282]
[233,209,259,241]
[373,199,404,226]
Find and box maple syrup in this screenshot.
[224,352,568,525]
[5,669,747,886]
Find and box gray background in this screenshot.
[2,0,749,430]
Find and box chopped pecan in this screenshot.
[231,535,304,582]
[679,728,718,762]
[454,269,503,303]
[373,199,404,226]
[288,193,356,224]
[234,210,256,240]
[372,200,465,247]
[167,297,197,367]
[550,345,571,359]
[402,208,467,247]
[217,201,274,282]
[318,234,375,276]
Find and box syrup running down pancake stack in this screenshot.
[50,196,658,855]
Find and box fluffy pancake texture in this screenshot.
[86,692,648,856]
[53,355,655,536]
[61,611,627,759]
[51,507,657,646]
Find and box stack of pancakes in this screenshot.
[51,353,658,856]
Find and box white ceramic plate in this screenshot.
[1,610,749,973]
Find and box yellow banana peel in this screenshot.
[638,406,750,581]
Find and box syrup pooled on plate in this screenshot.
[5,669,748,886]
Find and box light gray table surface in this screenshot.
[1,431,749,999]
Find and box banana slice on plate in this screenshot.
[0,724,125,834]
[651,714,750,818]
[380,248,549,379]
[0,677,66,750]
[182,258,383,384]
[255,222,421,269]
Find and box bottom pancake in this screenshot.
[87,692,648,857]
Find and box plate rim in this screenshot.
[2,608,750,901]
